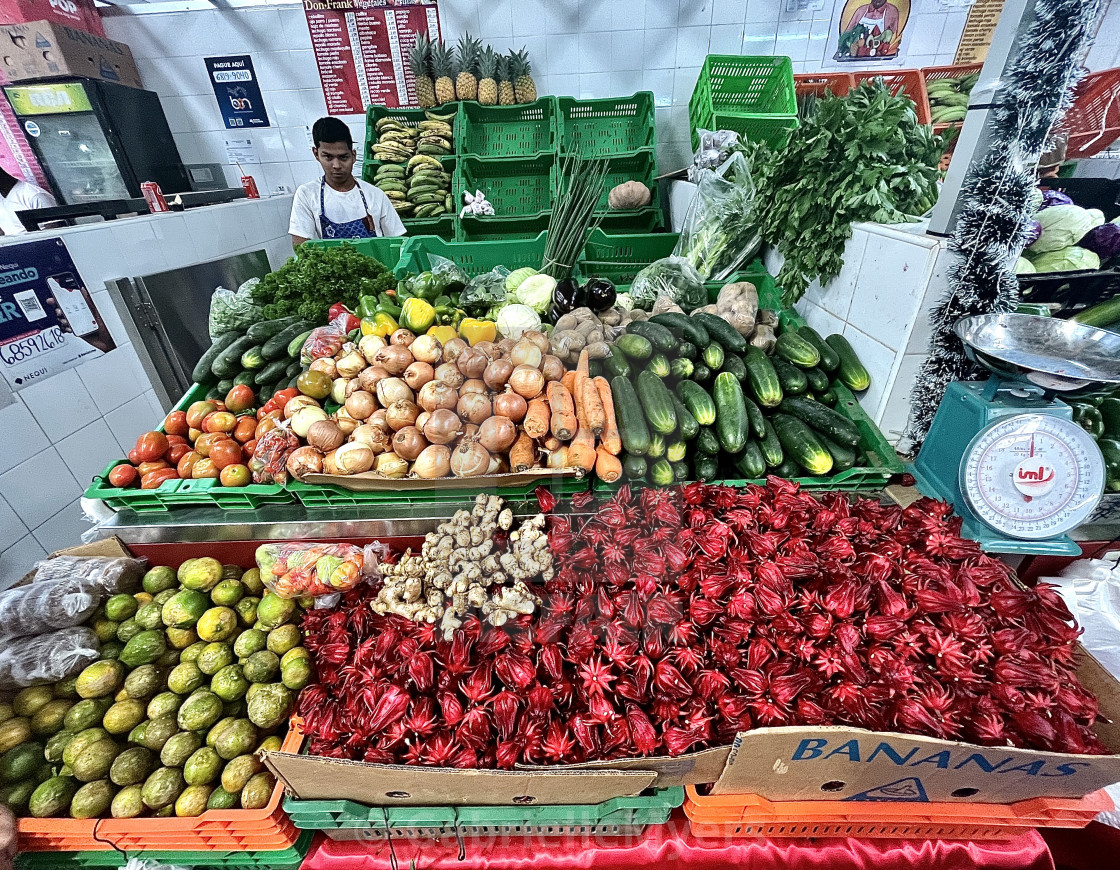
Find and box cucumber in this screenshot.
[713,372,748,454]
[797,326,840,372]
[636,370,677,435]
[825,334,871,391]
[691,312,747,353]
[211,334,258,379]
[819,434,856,472]
[772,413,833,476]
[647,432,666,459]
[215,378,234,397]
[744,347,783,408]
[1073,296,1120,328]
[650,312,709,346]
[671,460,689,482]
[759,419,784,468]
[696,427,720,456]
[818,387,838,407]
[255,359,290,386]
[263,321,313,361]
[694,454,719,481]
[604,352,631,380]
[191,332,241,385]
[677,342,698,361]
[286,374,301,390]
[589,360,603,379]
[285,360,303,378]
[670,358,695,380]
[205,385,223,401]
[623,454,647,480]
[647,354,671,378]
[233,370,257,388]
[649,459,674,487]
[691,363,712,385]
[702,343,725,371]
[667,440,688,462]
[780,396,861,447]
[615,333,653,361]
[286,329,315,360]
[720,354,748,384]
[669,394,699,441]
[743,396,766,440]
[771,357,808,395]
[246,316,300,343]
[676,380,717,426]
[240,346,265,371]
[774,459,800,478]
[775,331,821,368]
[611,376,650,456]
[734,440,767,479]
[804,366,830,393]
[626,321,676,352]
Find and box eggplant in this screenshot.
[552,278,585,315]
[584,276,617,313]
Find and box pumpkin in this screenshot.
[608,181,651,210]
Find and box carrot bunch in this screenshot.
[547,349,622,482]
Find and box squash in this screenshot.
[608,181,652,210]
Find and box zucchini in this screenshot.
[743,396,766,440]
[702,343,725,371]
[819,434,856,472]
[650,312,709,346]
[721,354,748,384]
[713,372,748,454]
[647,354,671,378]
[626,320,676,352]
[734,440,767,479]
[286,329,315,360]
[215,378,234,397]
[804,366,829,393]
[1072,296,1120,328]
[604,353,631,380]
[615,333,653,361]
[233,370,257,388]
[191,332,241,385]
[691,312,747,353]
[667,440,688,462]
[636,370,677,435]
[255,359,290,386]
[211,334,257,379]
[676,380,717,426]
[677,342,698,361]
[246,316,301,343]
[797,326,840,372]
[771,357,809,395]
[691,363,712,384]
[744,347,783,408]
[623,454,647,480]
[775,331,821,368]
[670,394,699,441]
[772,413,833,476]
[671,460,689,482]
[263,321,313,361]
[759,419,784,468]
[825,334,871,391]
[780,396,860,447]
[611,376,650,456]
[696,427,720,456]
[774,459,800,478]
[647,432,666,459]
[649,459,674,487]
[240,346,265,370]
[694,454,719,481]
[670,358,695,380]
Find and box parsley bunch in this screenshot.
[253,244,397,322]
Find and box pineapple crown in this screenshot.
[456,34,481,74]
[495,52,509,81]
[510,48,531,77]
[430,40,453,78]
[409,33,431,77]
[478,46,498,80]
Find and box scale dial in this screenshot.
[960,413,1104,540]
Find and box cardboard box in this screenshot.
[0,0,103,38]
[0,21,140,88]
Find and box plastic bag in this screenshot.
[255,542,373,598]
[208,278,264,339]
[687,129,741,182]
[630,257,706,313]
[675,152,762,282]
[32,554,145,596]
[300,312,354,365]
[426,254,470,296]
[460,265,510,318]
[250,426,301,484]
[0,626,99,688]
[459,189,494,217]
[0,576,102,641]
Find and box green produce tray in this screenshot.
[287,474,590,510]
[459,98,557,159]
[402,213,456,239]
[398,231,550,278]
[283,788,684,838]
[14,831,313,870]
[363,104,460,170]
[300,236,408,273]
[578,229,680,286]
[594,149,657,213]
[557,92,656,158]
[455,154,556,218]
[158,477,296,510]
[594,207,664,235]
[457,212,553,242]
[688,55,798,150]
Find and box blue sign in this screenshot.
[206,55,270,129]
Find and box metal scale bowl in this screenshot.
[911,313,1120,555]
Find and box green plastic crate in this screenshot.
[595,207,664,234]
[557,92,656,158]
[363,104,459,170]
[284,788,684,839]
[455,154,556,218]
[397,232,550,278]
[688,55,798,149]
[594,150,657,213]
[578,229,680,286]
[14,832,313,870]
[301,236,408,273]
[458,212,553,242]
[706,263,781,311]
[459,98,557,159]
[288,474,590,510]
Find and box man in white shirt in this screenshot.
[0,168,56,235]
[289,116,405,246]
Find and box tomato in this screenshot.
[225,384,255,414]
[219,464,251,487]
[194,432,230,457]
[166,434,188,446]
[186,400,217,429]
[137,459,170,476]
[271,388,299,408]
[133,431,169,462]
[128,447,143,465]
[243,439,258,458]
[177,450,201,478]
[192,458,219,479]
[141,468,179,489]
[164,410,189,436]
[167,442,192,464]
[188,427,202,442]
[202,411,237,433]
[108,464,138,488]
[254,416,280,440]
[210,440,243,470]
[233,416,257,444]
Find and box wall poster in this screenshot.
[955,0,1005,63]
[206,55,270,129]
[833,0,912,62]
[303,0,441,115]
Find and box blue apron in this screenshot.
[319,178,377,239]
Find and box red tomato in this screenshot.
[273,388,300,407]
[219,464,251,487]
[243,439,258,458]
[108,464,138,488]
[254,416,280,440]
[177,450,201,478]
[165,434,188,446]
[209,440,243,470]
[141,468,179,489]
[188,427,202,442]
[225,384,255,414]
[167,442,192,464]
[164,410,189,436]
[192,458,219,479]
[233,416,257,444]
[133,432,169,462]
[137,459,170,476]
[128,447,143,465]
[202,411,237,434]
[193,432,229,457]
[186,400,217,429]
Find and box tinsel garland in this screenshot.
[904,0,1102,450]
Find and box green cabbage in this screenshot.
[1033,205,1104,253]
[1028,246,1101,273]
[510,274,556,315]
[1014,256,1036,274]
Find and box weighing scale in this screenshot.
[910,313,1120,555]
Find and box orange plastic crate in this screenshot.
[921,63,983,135]
[852,69,930,125]
[793,72,856,99]
[17,720,305,853]
[682,786,1112,841]
[1059,67,1120,160]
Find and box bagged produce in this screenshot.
[675,151,761,282]
[300,312,356,365]
[208,278,264,338]
[32,555,145,596]
[255,542,371,598]
[250,427,300,485]
[0,626,99,688]
[0,576,102,640]
[629,256,706,313]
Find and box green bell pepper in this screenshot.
[357,295,380,319]
[1099,438,1120,492]
[1070,402,1105,440]
[406,271,443,302]
[1101,397,1120,438]
[378,301,402,319]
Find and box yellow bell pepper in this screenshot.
[401,298,437,334]
[460,318,497,346]
[427,324,458,344]
[364,312,397,338]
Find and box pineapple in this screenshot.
[431,41,456,105]
[497,53,516,106]
[455,35,481,102]
[410,34,435,108]
[511,48,537,104]
[477,47,498,106]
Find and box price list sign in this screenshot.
[303,0,441,115]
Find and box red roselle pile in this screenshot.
[298,479,1105,768]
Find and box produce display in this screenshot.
[926,70,977,125]
[369,113,454,165]
[1016,187,1117,275]
[255,244,397,323]
[409,36,537,108]
[372,150,454,223]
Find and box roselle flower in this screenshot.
[689,595,724,626]
[671,645,705,676]
[541,721,578,763]
[566,624,597,663]
[534,485,558,513]
[455,706,493,751]
[654,659,693,699]
[407,652,436,693]
[439,691,465,726]
[494,651,536,690]
[365,684,410,734]
[571,714,601,754]
[491,691,520,739]
[403,697,440,738]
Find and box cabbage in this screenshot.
[1033,205,1101,253]
[615,293,635,311]
[495,303,542,339]
[629,257,707,312]
[505,267,538,293]
[1080,219,1120,261]
[1023,219,1042,247]
[1038,189,1073,210]
[510,274,556,315]
[1028,246,1100,273]
[1015,256,1036,274]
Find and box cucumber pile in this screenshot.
[192,317,312,406]
[598,312,873,486]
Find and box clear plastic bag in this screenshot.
[426,254,470,295]
[0,626,100,688]
[300,312,354,365]
[32,555,145,596]
[687,129,741,182]
[460,265,510,318]
[208,278,264,339]
[675,152,762,282]
[250,426,301,485]
[255,542,373,598]
[0,576,102,641]
[629,256,706,313]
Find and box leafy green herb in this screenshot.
[542,155,609,280]
[253,244,397,322]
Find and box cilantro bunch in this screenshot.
[253,244,397,322]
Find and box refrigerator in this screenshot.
[2,78,190,205]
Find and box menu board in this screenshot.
[955,0,1005,64]
[304,0,441,115]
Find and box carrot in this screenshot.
[547,381,578,441]
[576,371,605,436]
[594,376,621,455]
[562,370,578,395]
[509,431,537,471]
[567,427,597,473]
[524,397,550,439]
[594,445,622,483]
[543,435,561,452]
[577,348,590,377]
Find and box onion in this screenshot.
[374,451,409,478]
[322,449,341,476]
[424,408,462,445]
[462,423,480,439]
[336,349,367,378]
[492,455,510,474]
[457,392,491,425]
[434,362,465,388]
[418,380,458,412]
[510,339,543,369]
[541,355,565,383]
[284,395,319,419]
[345,391,376,420]
[359,366,389,392]
[334,442,374,474]
[523,330,552,355]
[358,334,387,364]
[390,328,415,347]
[345,378,364,398]
[478,416,516,453]
[307,419,345,452]
[309,357,337,378]
[409,334,442,364]
[497,338,515,354]
[403,361,435,390]
[376,377,413,407]
[391,426,427,461]
[442,337,468,363]
[493,390,527,422]
[456,347,487,379]
[415,411,431,431]
[330,378,350,405]
[413,444,451,479]
[450,438,491,478]
[351,423,391,454]
[334,408,360,435]
[373,344,413,375]
[474,340,501,361]
[385,400,421,431]
[291,406,329,438]
[460,378,488,395]
[484,359,514,391]
[509,365,545,399]
[367,409,389,433]
[286,446,324,480]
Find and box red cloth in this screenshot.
[301,812,1053,870]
